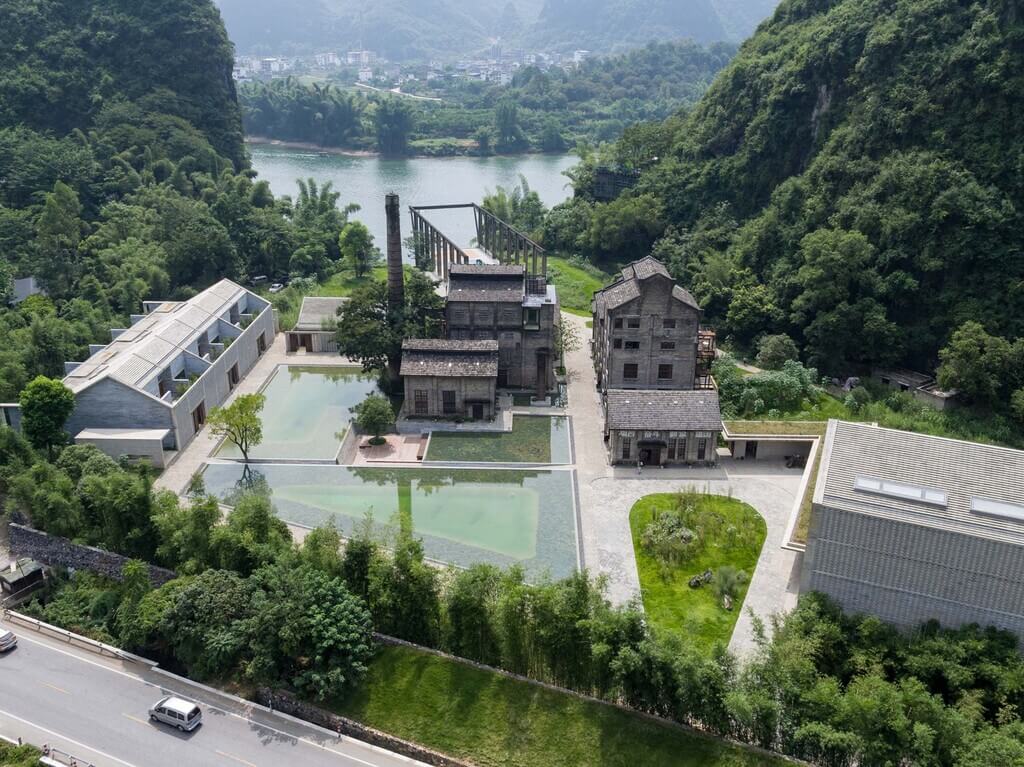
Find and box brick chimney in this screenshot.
[385,193,404,315]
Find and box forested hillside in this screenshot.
[0,0,245,167]
[556,0,1024,408]
[0,0,359,401]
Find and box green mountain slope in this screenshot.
[605,0,1023,373]
[0,0,244,167]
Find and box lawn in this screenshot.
[426,416,568,463]
[629,493,766,653]
[546,255,612,316]
[333,644,789,767]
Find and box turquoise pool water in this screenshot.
[217,365,379,461]
[202,463,580,580]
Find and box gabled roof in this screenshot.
[447,264,526,303]
[816,420,1024,545]
[293,297,348,332]
[448,264,524,277]
[400,339,499,378]
[605,389,721,432]
[592,255,700,315]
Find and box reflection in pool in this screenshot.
[202,463,579,580]
[217,365,378,461]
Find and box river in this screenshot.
[249,144,578,248]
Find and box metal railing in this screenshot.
[2,609,132,661]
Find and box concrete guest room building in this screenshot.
[59,279,275,466]
[802,420,1024,642]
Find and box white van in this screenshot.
[149,696,202,732]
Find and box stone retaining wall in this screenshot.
[254,688,475,767]
[9,524,177,586]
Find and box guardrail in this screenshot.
[0,733,96,767]
[1,609,135,662]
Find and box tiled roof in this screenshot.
[621,255,671,282]
[448,264,525,277]
[605,389,722,432]
[400,339,499,378]
[446,274,525,303]
[817,420,1024,545]
[592,255,700,315]
[672,285,701,311]
[593,280,640,312]
[293,297,348,331]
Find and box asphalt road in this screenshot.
[0,618,425,767]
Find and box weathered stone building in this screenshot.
[286,296,347,353]
[60,279,275,464]
[604,389,722,466]
[445,264,558,396]
[591,256,712,392]
[802,420,1024,641]
[400,339,499,420]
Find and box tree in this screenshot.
[19,376,75,457]
[34,181,84,296]
[335,271,445,390]
[1012,389,1024,425]
[554,320,582,367]
[374,98,413,156]
[338,221,378,278]
[937,322,1014,406]
[539,117,567,152]
[208,393,265,462]
[300,525,344,577]
[211,491,291,576]
[494,99,524,151]
[353,395,394,445]
[153,491,221,573]
[755,334,800,370]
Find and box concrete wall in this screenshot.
[1,403,22,431]
[593,275,701,391]
[171,306,277,448]
[801,505,1024,640]
[9,524,177,586]
[608,428,719,466]
[73,434,168,469]
[403,374,496,419]
[65,379,174,447]
[729,439,814,460]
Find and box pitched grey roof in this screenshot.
[293,297,348,332]
[605,389,721,432]
[621,255,671,282]
[446,270,525,303]
[592,255,700,315]
[817,420,1024,545]
[448,264,525,277]
[400,339,499,378]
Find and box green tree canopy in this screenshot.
[19,376,74,457]
[208,393,266,463]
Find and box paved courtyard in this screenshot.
[562,313,803,656]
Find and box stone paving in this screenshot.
[560,313,803,656]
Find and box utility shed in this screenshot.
[604,388,721,467]
[74,428,172,468]
[400,339,499,421]
[287,296,348,353]
[0,557,46,597]
[802,420,1024,641]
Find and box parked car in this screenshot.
[149,696,202,732]
[268,283,285,293]
[0,629,17,652]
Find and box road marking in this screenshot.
[0,708,138,767]
[41,682,70,695]
[13,631,147,683]
[215,750,259,767]
[122,713,150,726]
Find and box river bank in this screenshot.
[245,135,567,160]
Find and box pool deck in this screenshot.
[155,335,363,495]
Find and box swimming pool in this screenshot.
[201,462,580,580]
[217,365,379,461]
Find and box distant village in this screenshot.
[232,43,593,90]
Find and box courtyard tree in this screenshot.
[755,334,800,370]
[335,271,445,391]
[208,393,265,462]
[338,221,378,278]
[19,375,75,458]
[554,319,583,369]
[353,394,394,446]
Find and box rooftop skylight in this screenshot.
[971,497,1024,522]
[854,476,948,507]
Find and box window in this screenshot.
[971,497,1024,522]
[623,363,638,380]
[524,308,540,329]
[697,438,707,461]
[452,308,469,324]
[624,341,640,350]
[854,476,948,507]
[660,341,676,351]
[414,390,428,416]
[442,390,457,415]
[613,318,623,329]
[228,363,240,390]
[613,338,623,349]
[663,319,676,329]
[257,333,267,355]
[621,436,632,460]
[627,318,641,329]
[658,364,674,380]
